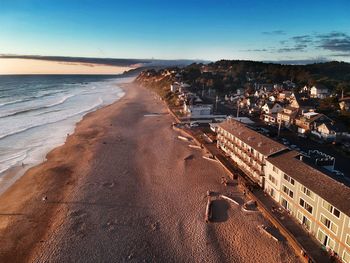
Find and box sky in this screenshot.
[0,58,130,74]
[1,0,350,63]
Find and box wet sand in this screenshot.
[0,83,300,262]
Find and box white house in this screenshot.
[170,83,180,93]
[183,104,213,117]
[310,85,329,99]
[261,103,283,115]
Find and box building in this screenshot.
[170,83,180,93]
[277,106,298,126]
[265,150,350,261]
[294,112,332,134]
[277,91,293,102]
[310,85,330,99]
[216,119,350,260]
[312,122,349,143]
[339,97,350,111]
[290,92,317,113]
[262,103,283,124]
[261,102,283,115]
[183,103,213,117]
[216,119,287,187]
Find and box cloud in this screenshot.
[290,35,313,44]
[262,30,286,35]
[242,48,268,52]
[317,31,348,39]
[275,34,313,53]
[316,32,350,53]
[330,53,350,57]
[277,44,308,53]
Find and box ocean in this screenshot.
[0,75,127,192]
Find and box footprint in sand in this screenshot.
[151,221,160,231]
[69,209,88,218]
[101,181,115,189]
[101,182,115,189]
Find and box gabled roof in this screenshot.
[293,93,318,108]
[318,122,348,133]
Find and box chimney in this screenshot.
[299,155,303,161]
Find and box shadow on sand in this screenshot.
[210,200,229,222]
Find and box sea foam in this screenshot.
[0,75,128,192]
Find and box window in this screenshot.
[320,214,338,234]
[298,212,311,231]
[299,198,313,214]
[317,229,335,250]
[273,166,278,173]
[282,185,294,198]
[283,174,295,185]
[322,200,341,218]
[300,185,315,199]
[343,251,350,263]
[281,197,290,211]
[346,234,350,247]
[268,174,277,185]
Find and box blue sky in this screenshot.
[1,0,350,62]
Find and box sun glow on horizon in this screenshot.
[0,58,132,75]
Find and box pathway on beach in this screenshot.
[1,83,299,262]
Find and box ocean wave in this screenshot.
[0,93,76,118]
[0,97,104,141]
[0,149,28,174]
[0,89,69,109]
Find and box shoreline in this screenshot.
[0,82,131,261]
[0,77,128,196]
[0,82,299,262]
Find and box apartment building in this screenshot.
[216,119,287,187]
[266,150,350,262]
[216,119,350,261]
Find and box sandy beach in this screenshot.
[0,82,300,263]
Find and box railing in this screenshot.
[219,143,264,179]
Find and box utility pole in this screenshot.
[215,95,219,113]
[277,119,282,137]
[236,99,240,118]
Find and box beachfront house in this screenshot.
[183,103,213,117]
